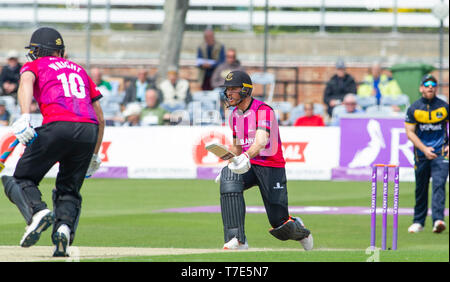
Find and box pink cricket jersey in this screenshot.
[20,56,101,125]
[230,98,286,168]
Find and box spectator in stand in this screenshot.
[27,99,44,128]
[294,102,325,127]
[30,99,40,114]
[0,100,10,126]
[211,48,246,89]
[91,67,122,126]
[330,93,364,126]
[211,48,246,119]
[141,88,170,126]
[383,68,405,112]
[0,50,22,99]
[196,29,225,90]
[121,102,142,127]
[357,62,402,105]
[323,59,357,117]
[91,67,112,94]
[122,68,156,107]
[158,67,191,112]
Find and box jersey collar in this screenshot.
[420,96,437,104]
[242,98,254,113]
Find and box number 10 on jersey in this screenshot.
[57,73,86,99]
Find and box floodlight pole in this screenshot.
[249,0,254,31]
[106,0,111,30]
[263,0,268,73]
[263,0,269,99]
[33,0,38,27]
[392,0,398,34]
[86,0,92,73]
[320,0,325,33]
[432,0,448,94]
[439,13,443,94]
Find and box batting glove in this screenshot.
[228,152,251,175]
[86,154,102,178]
[12,114,37,146]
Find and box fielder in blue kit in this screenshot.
[405,74,449,234]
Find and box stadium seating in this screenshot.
[365,105,396,115]
[0,96,16,116]
[188,90,222,125]
[380,94,410,107]
[288,103,325,126]
[250,72,275,104]
[0,96,19,123]
[270,101,294,125]
[437,94,448,102]
[356,94,410,110]
[356,96,377,109]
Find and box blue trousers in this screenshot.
[413,155,449,226]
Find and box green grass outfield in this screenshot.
[0,178,448,262]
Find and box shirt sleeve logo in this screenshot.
[259,120,271,128]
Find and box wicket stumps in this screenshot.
[370,164,400,251]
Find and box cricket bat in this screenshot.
[205,143,236,162]
[0,139,19,173]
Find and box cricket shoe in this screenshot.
[299,234,314,251]
[432,220,446,234]
[20,209,54,248]
[408,223,424,233]
[293,217,314,251]
[52,224,70,257]
[223,237,249,250]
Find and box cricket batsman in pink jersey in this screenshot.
[218,70,313,250]
[1,27,105,257]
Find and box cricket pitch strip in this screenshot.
[0,245,357,262]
